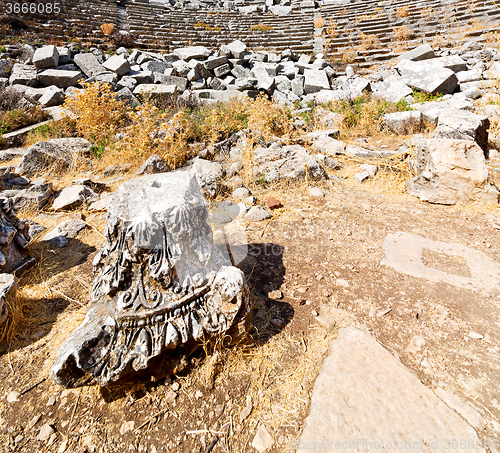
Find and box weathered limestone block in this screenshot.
[406,138,498,205]
[0,273,18,326]
[0,198,34,275]
[51,171,250,387]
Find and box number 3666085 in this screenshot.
[5,3,61,14]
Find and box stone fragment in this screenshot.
[266,197,281,210]
[41,219,88,249]
[89,193,113,211]
[315,316,336,332]
[0,273,17,325]
[13,180,53,210]
[383,111,423,134]
[406,138,498,205]
[354,171,370,183]
[432,110,489,151]
[51,185,99,211]
[103,54,131,76]
[222,40,247,59]
[37,424,55,442]
[192,158,224,199]
[304,69,330,94]
[6,391,20,403]
[311,136,346,156]
[253,145,324,183]
[51,172,250,387]
[133,84,177,97]
[38,86,65,107]
[372,76,413,103]
[119,421,135,436]
[9,64,37,86]
[252,425,274,453]
[404,335,427,353]
[232,188,250,200]
[397,60,458,95]
[245,206,272,222]
[173,46,211,61]
[298,327,485,453]
[308,187,324,197]
[16,139,90,177]
[133,154,170,177]
[74,53,106,78]
[32,45,59,69]
[38,69,83,88]
[398,44,436,62]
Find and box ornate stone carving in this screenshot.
[51,171,250,387]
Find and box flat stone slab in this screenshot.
[381,231,500,294]
[297,327,484,453]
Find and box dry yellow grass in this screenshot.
[358,33,380,51]
[396,5,410,18]
[100,23,115,36]
[394,25,412,42]
[313,16,325,28]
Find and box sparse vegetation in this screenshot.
[358,33,380,51]
[0,88,47,135]
[193,22,222,31]
[100,23,115,36]
[396,5,410,18]
[322,94,412,137]
[313,16,326,28]
[249,24,274,32]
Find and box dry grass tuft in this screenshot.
[358,33,380,51]
[396,5,410,18]
[394,25,412,42]
[100,23,115,36]
[313,16,326,28]
[249,24,274,32]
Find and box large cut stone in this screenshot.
[32,45,59,69]
[16,139,91,177]
[9,64,37,86]
[372,76,412,103]
[396,60,458,95]
[0,273,17,326]
[304,69,330,94]
[221,40,247,59]
[73,53,106,78]
[398,44,436,62]
[252,145,325,183]
[103,54,131,76]
[406,138,498,205]
[38,69,83,88]
[432,109,490,151]
[173,46,211,61]
[0,198,34,275]
[51,171,250,387]
[298,327,485,453]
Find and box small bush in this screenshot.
[358,33,380,51]
[0,88,47,135]
[322,94,411,136]
[411,88,443,103]
[396,6,410,18]
[63,81,129,148]
[394,25,412,42]
[100,23,115,36]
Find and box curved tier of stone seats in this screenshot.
[319,0,500,67]
[126,0,315,52]
[0,0,117,45]
[0,0,498,67]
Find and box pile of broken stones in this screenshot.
[0,38,499,386]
